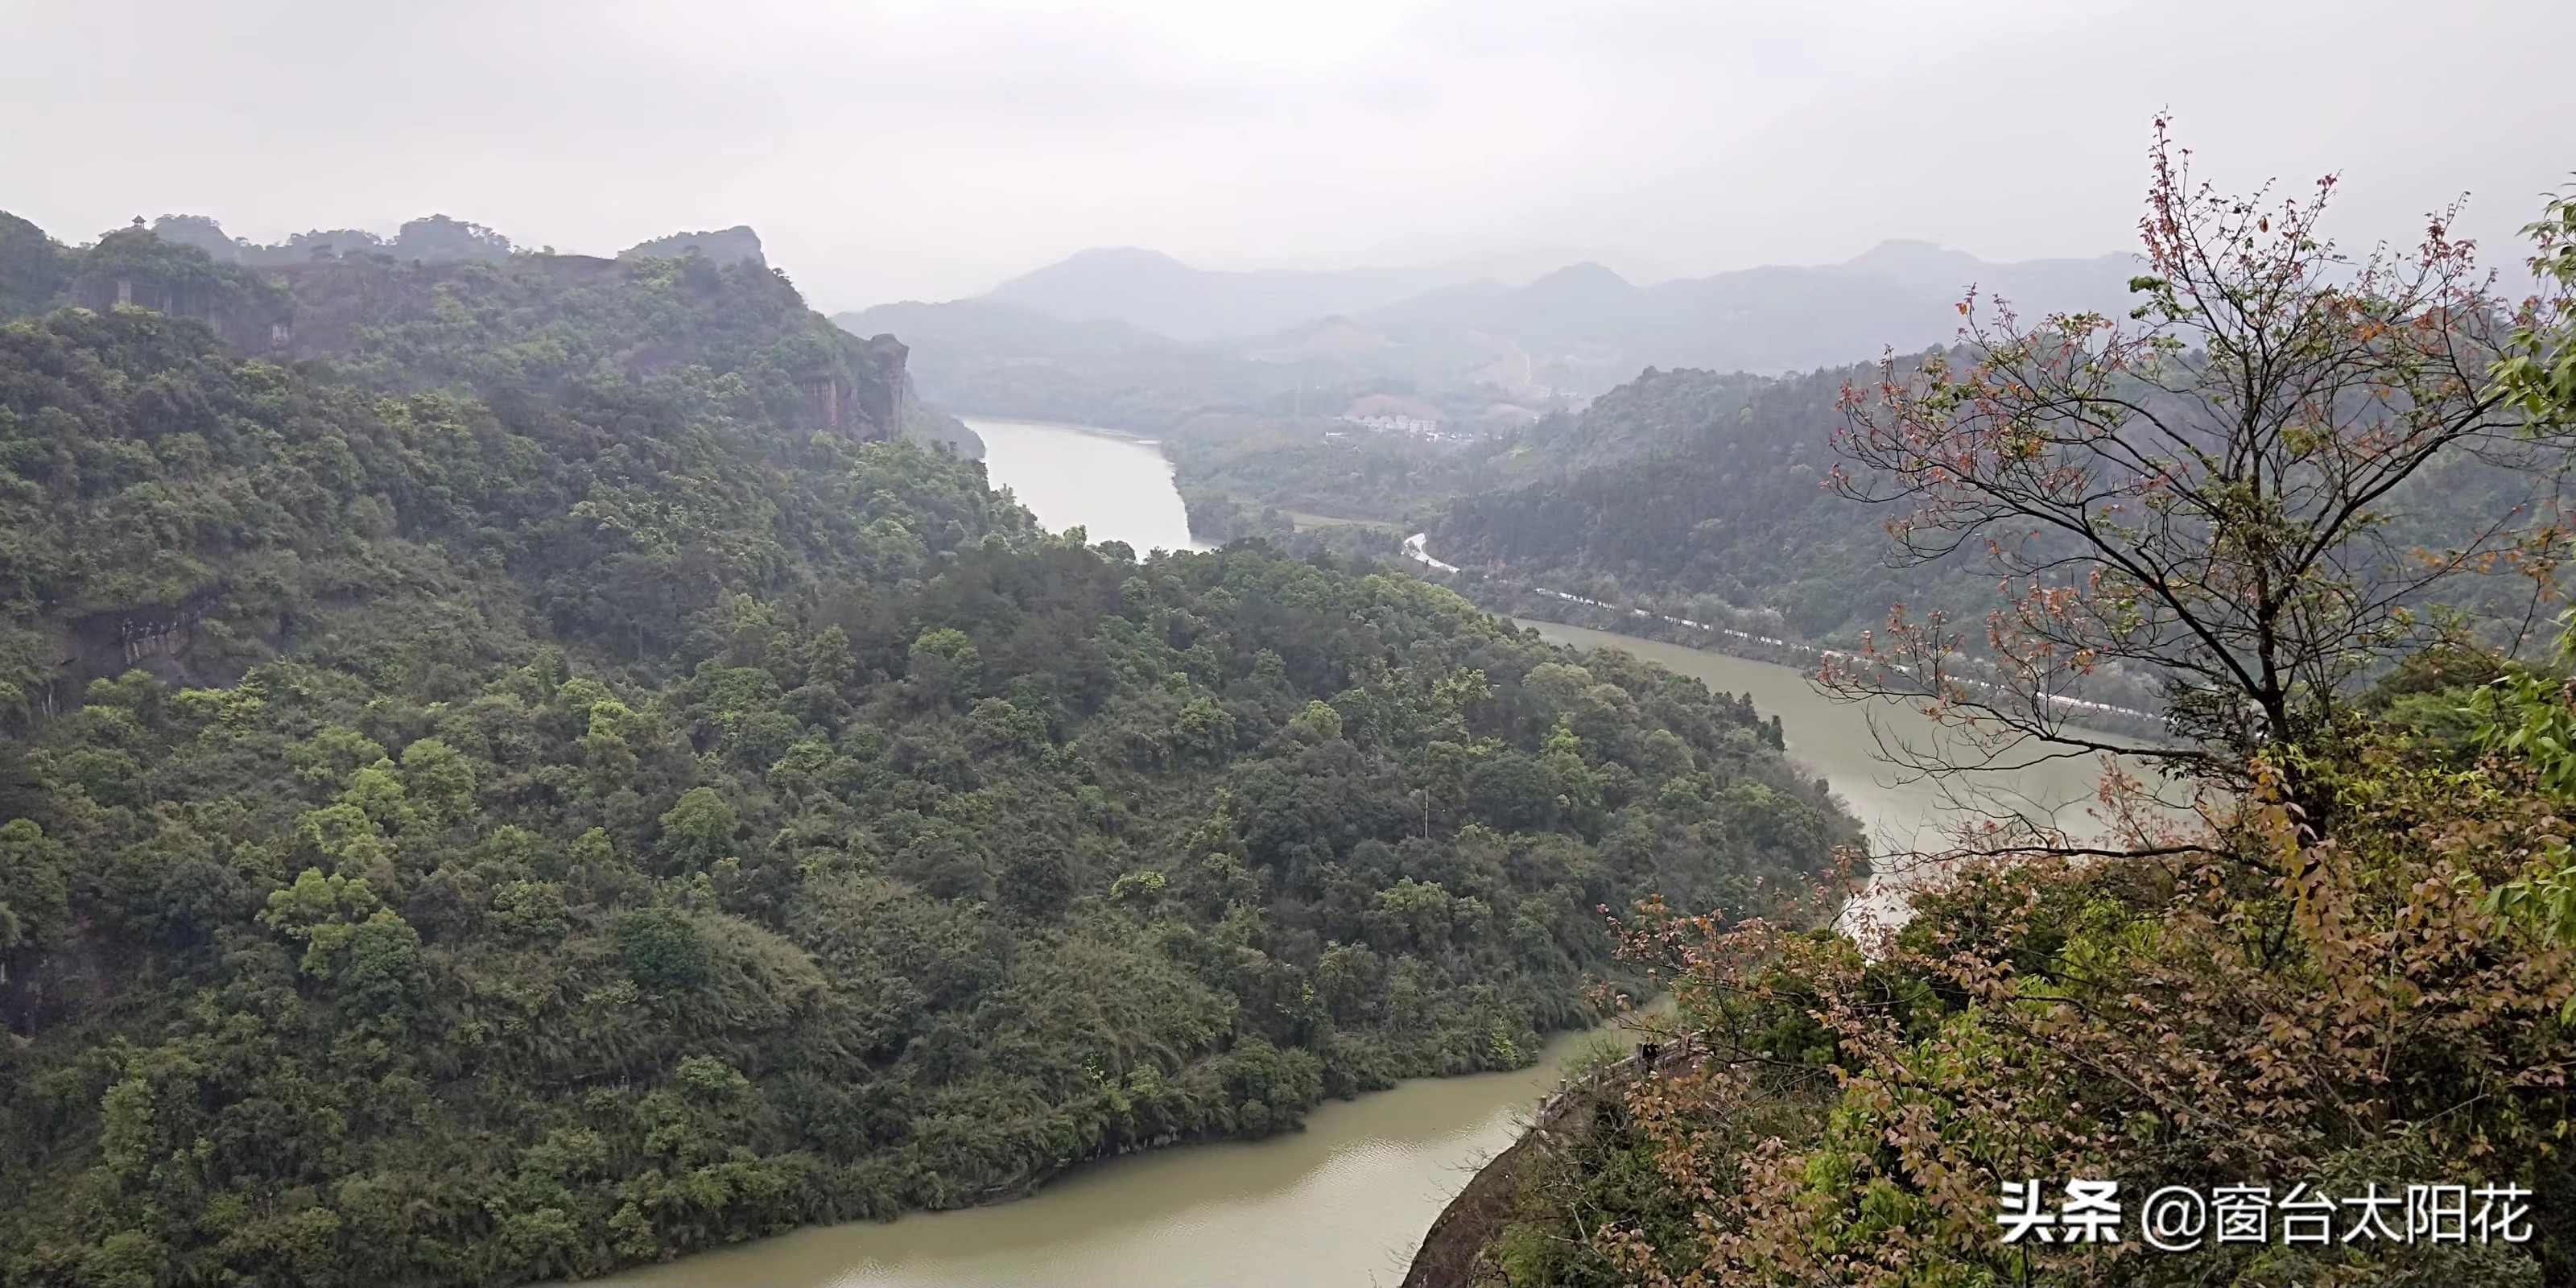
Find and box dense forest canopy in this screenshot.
[0,215,1857,1286]
[1425,364,1950,638]
[2,213,980,464]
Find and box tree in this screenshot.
[0,819,69,955]
[2498,185,2576,433]
[1826,117,2566,838]
[658,786,741,872]
[614,906,711,993]
[0,211,71,320]
[390,214,515,263]
[906,627,982,710]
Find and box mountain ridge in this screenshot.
[852,240,2139,427]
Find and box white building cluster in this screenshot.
[1338,414,1464,441]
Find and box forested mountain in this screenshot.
[1425,363,1946,638]
[9,214,980,460]
[1419,353,2566,654]
[1164,416,1517,529]
[1150,363,1806,540]
[0,215,72,322]
[840,242,2139,441]
[0,218,1856,1286]
[142,215,767,272]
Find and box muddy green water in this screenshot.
[598,1026,1617,1288]
[1514,621,2156,929]
[597,419,2140,1286]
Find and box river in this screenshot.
[600,417,2131,1288]
[601,1027,1616,1288]
[1510,621,2136,928]
[965,417,1208,555]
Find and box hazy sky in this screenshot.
[7,0,2570,308]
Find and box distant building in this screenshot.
[1337,413,1461,440]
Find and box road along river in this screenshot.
[594,418,2143,1286]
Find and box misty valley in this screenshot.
[6,13,2576,1286]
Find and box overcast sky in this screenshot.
[6,0,2570,309]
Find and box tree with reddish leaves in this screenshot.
[1825,116,2569,841]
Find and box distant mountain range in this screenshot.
[1294,240,2140,397]
[980,247,1473,343]
[840,240,2142,424]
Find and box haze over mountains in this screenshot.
[91,209,2140,436]
[980,248,1468,343]
[1345,239,2140,380]
[836,238,2139,429]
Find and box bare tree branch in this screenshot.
[1820,117,2566,840]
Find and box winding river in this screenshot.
[600,418,2128,1287]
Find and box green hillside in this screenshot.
[0,223,1856,1286]
[1426,363,1950,638]
[1426,357,2566,654]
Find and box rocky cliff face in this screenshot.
[66,272,294,356]
[66,225,296,355]
[849,331,909,431]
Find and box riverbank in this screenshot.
[580,590,2112,1288]
[588,1026,1627,1288]
[1392,614,2159,1287]
[579,419,1686,1288]
[1402,1037,1701,1288]
[615,418,2128,1288]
